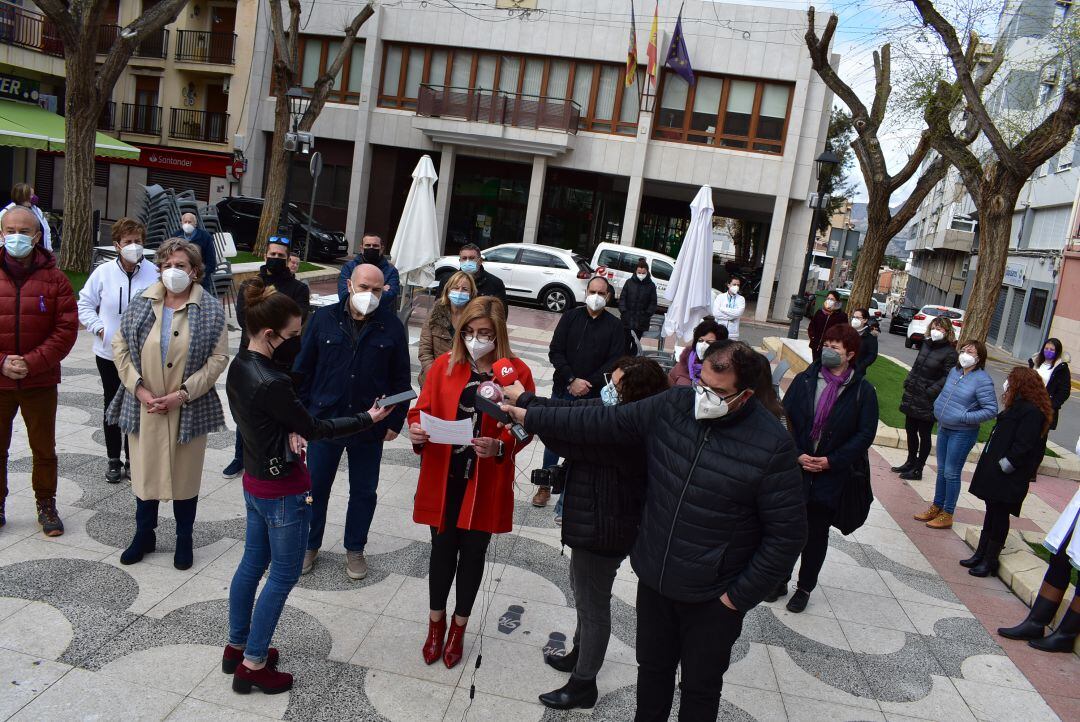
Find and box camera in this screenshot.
[531,464,567,495]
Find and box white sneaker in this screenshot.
[346,551,368,580]
[302,549,318,575]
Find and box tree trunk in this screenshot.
[963,171,1021,344]
[847,197,891,311]
[57,56,101,273]
[253,97,291,258]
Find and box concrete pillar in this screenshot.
[620,110,653,246]
[772,203,817,324]
[755,195,793,322]
[522,154,547,244]
[435,144,457,252]
[343,5,384,255]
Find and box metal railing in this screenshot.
[120,103,162,135]
[133,28,168,59]
[97,23,118,54]
[416,84,581,134]
[0,1,63,57]
[175,30,236,64]
[169,107,229,143]
[98,101,117,131]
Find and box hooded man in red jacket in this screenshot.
[0,205,78,535]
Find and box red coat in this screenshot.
[409,354,535,534]
[0,247,78,390]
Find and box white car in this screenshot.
[906,305,965,349]
[590,242,720,310]
[432,243,593,313]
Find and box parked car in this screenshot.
[889,305,918,335]
[906,305,965,348]
[432,243,593,313]
[591,242,721,310]
[870,298,886,320]
[215,196,349,261]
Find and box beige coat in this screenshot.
[417,301,456,386]
[113,282,229,501]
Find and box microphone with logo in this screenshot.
[475,360,529,442]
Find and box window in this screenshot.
[652,260,673,281]
[483,247,519,263]
[520,249,557,267]
[597,249,622,268]
[297,36,366,103]
[950,216,975,232]
[378,44,429,109]
[1026,288,1049,326]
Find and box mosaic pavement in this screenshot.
[0,326,1066,721]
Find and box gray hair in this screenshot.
[155,238,204,280]
[2,205,41,233]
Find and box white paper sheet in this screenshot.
[419,411,475,446]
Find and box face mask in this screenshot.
[460,260,478,274]
[958,352,977,369]
[3,233,34,258]
[851,318,864,330]
[695,341,711,360]
[729,285,740,295]
[362,247,382,264]
[161,267,192,293]
[930,329,945,342]
[824,299,835,310]
[350,290,379,316]
[1003,379,1010,394]
[464,335,495,360]
[600,380,620,406]
[820,347,844,369]
[1044,349,1056,360]
[119,244,144,263]
[694,385,745,421]
[636,271,647,281]
[586,294,607,312]
[269,333,302,369]
[448,290,471,307]
[265,257,288,275]
[181,223,195,236]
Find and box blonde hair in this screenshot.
[10,183,32,205]
[447,296,515,372]
[439,271,477,307]
[155,237,205,280]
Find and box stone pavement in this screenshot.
[0,300,1077,721]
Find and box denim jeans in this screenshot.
[306,436,383,552]
[933,426,979,514]
[228,491,311,663]
[542,387,574,517]
[232,429,244,464]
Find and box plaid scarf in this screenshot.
[106,290,226,444]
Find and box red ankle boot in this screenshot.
[443,617,467,669]
[422,616,447,665]
[232,663,293,695]
[222,645,279,674]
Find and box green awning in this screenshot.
[0,99,140,160]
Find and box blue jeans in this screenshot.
[542,388,574,517]
[933,426,979,514]
[228,491,311,663]
[306,436,383,552]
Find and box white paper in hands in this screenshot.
[419,412,475,445]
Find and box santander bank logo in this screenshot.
[147,153,193,168]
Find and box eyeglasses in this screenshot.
[692,380,742,403]
[461,329,496,342]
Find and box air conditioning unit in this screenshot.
[1043,67,1059,84]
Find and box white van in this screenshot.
[591,242,719,310]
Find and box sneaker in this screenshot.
[554,515,563,527]
[302,549,318,575]
[532,486,551,507]
[345,551,368,580]
[222,459,244,479]
[36,498,64,537]
[105,458,123,484]
[786,588,810,613]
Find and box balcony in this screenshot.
[937,228,975,253]
[98,102,116,131]
[0,1,63,57]
[133,28,168,59]
[169,107,229,144]
[417,85,580,134]
[175,30,236,64]
[97,24,118,55]
[120,103,162,135]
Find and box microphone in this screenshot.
[475,380,529,442]
[492,359,519,386]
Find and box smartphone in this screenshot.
[375,389,418,408]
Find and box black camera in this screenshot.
[531,464,567,495]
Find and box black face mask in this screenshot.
[265,257,288,276]
[362,247,382,264]
[269,333,302,370]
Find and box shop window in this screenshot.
[1026,288,1048,326]
[297,36,365,103]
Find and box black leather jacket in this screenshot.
[226,349,373,481]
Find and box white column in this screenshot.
[343,5,384,254]
[620,110,654,246]
[435,144,457,252]
[522,155,547,244]
[755,195,793,322]
[772,203,817,324]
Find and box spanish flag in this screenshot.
[645,1,659,89]
[626,1,638,87]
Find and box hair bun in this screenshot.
[243,277,277,309]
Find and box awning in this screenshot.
[0,99,140,160]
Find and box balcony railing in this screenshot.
[98,101,116,131]
[175,30,235,64]
[133,28,168,59]
[120,103,162,135]
[0,1,63,57]
[169,107,229,144]
[97,24,118,55]
[417,85,581,134]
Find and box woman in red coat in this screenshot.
[407,296,535,669]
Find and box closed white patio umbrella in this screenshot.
[389,154,440,289]
[663,185,715,343]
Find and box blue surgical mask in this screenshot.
[448,290,471,307]
[460,260,478,274]
[4,233,35,258]
[600,380,620,406]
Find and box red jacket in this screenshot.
[0,247,78,390]
[409,354,535,534]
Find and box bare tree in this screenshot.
[254,0,374,257]
[913,0,1080,342]
[805,7,981,312]
[35,0,188,273]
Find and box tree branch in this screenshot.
[886,156,948,237]
[33,0,76,44]
[302,4,375,128]
[806,8,872,126]
[97,0,187,97]
[1015,80,1080,168]
[869,45,891,128]
[889,131,934,190]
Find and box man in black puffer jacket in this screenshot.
[507,340,806,721]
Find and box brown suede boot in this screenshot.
[926,511,954,529]
[913,504,942,522]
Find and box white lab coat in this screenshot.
[712,290,746,340]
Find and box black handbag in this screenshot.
[832,383,874,535]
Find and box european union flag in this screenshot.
[665,8,695,86]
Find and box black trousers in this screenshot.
[96,356,128,462]
[795,502,833,593]
[634,582,745,722]
[1046,526,1076,591]
[428,525,492,617]
[904,416,934,464]
[980,502,1012,548]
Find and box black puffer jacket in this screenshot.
[970,399,1048,511]
[618,274,657,336]
[899,339,958,420]
[519,392,644,555]
[524,387,806,610]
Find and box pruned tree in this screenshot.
[806,6,979,312]
[35,0,189,272]
[913,0,1080,342]
[254,0,374,257]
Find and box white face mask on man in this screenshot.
[350,290,380,316]
[181,223,195,236]
[693,384,746,420]
[586,293,607,312]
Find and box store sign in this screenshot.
[0,73,41,103]
[106,145,232,177]
[1003,262,1026,287]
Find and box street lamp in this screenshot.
[277,86,312,247]
[786,149,842,339]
